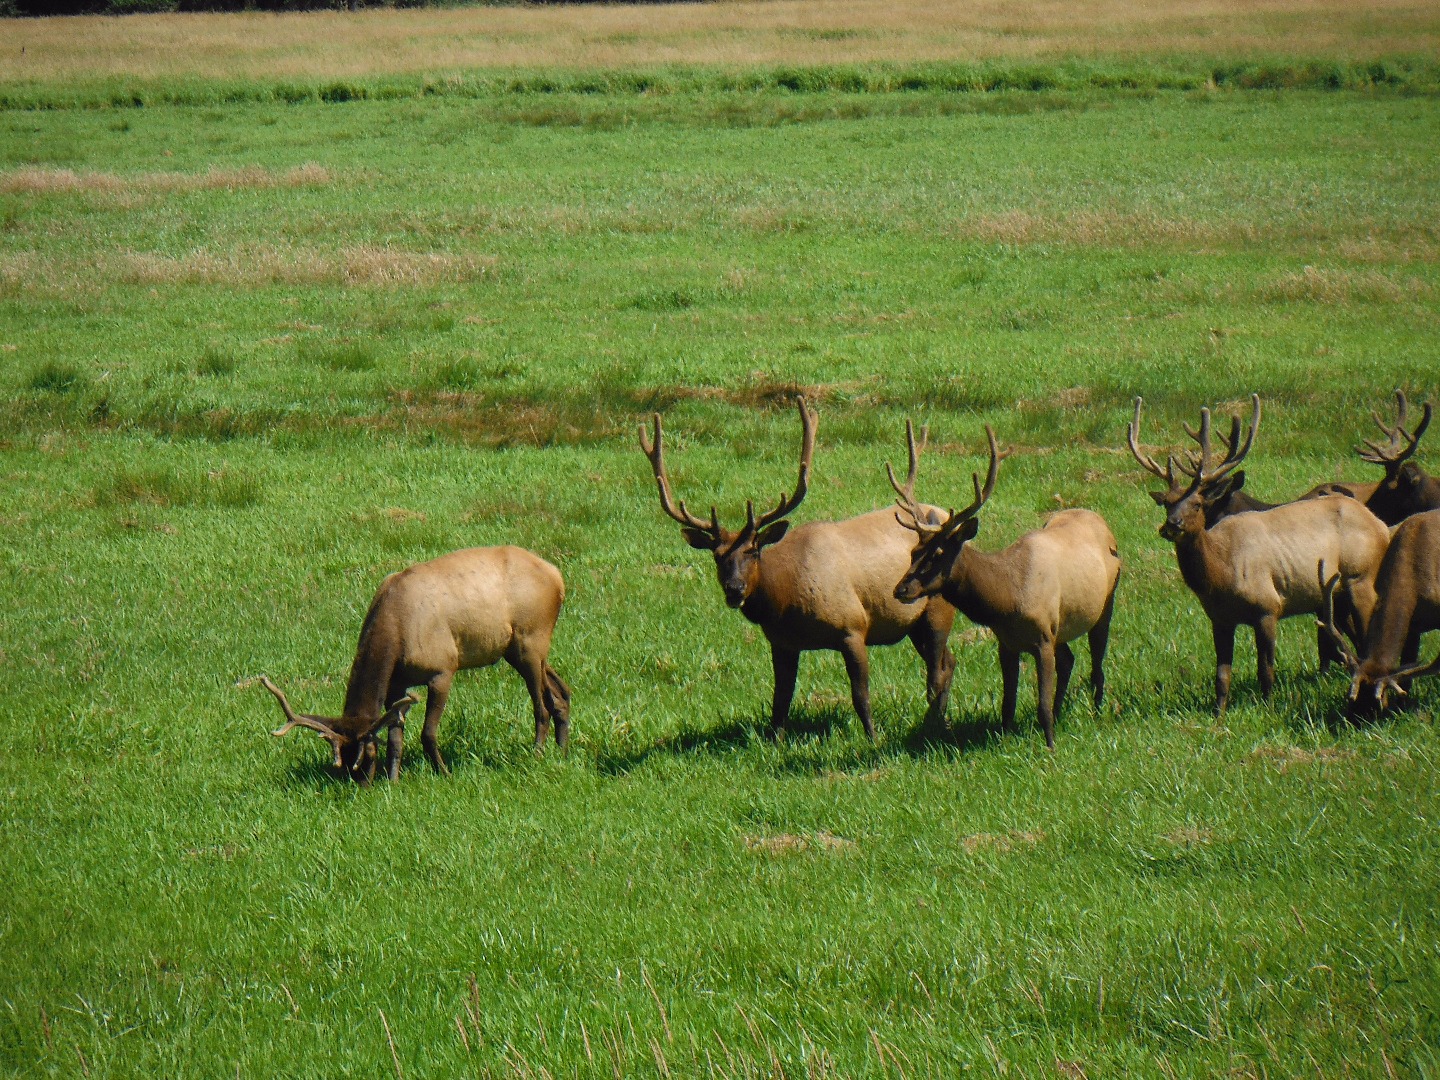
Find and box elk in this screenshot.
[889,422,1120,749]
[258,545,570,783]
[1128,395,1390,714]
[639,398,957,739]
[1346,391,1438,525]
[1319,508,1440,717]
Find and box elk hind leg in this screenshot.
[506,643,554,752]
[1053,640,1075,721]
[1089,592,1115,710]
[542,665,572,750]
[1035,640,1059,750]
[421,673,453,775]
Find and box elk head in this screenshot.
[1318,571,1440,718]
[1129,395,1259,540]
[257,676,416,782]
[640,397,817,609]
[890,420,1000,603]
[1358,390,1432,521]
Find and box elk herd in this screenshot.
[260,391,1440,782]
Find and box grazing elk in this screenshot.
[889,422,1120,749]
[1129,395,1389,714]
[259,545,571,783]
[1319,508,1440,717]
[639,398,957,739]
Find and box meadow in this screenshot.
[2,3,1440,1076]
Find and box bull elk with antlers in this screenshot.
[640,398,957,739]
[889,422,1120,749]
[1339,390,1438,524]
[1319,507,1440,717]
[1129,395,1389,713]
[258,545,571,782]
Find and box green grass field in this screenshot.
[2,29,1439,1079]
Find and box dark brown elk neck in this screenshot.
[1171,528,1227,602]
[341,611,401,725]
[942,545,1019,623]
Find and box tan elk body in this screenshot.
[640,399,957,738]
[1129,396,1389,713]
[890,423,1120,748]
[260,545,570,782]
[1321,507,1440,716]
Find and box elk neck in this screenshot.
[940,544,1018,625]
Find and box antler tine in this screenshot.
[755,396,818,530]
[1202,394,1260,483]
[1316,568,1361,674]
[945,425,1000,530]
[259,676,339,738]
[1358,391,1430,467]
[639,412,715,533]
[886,417,930,521]
[1381,648,1440,688]
[1127,397,1173,482]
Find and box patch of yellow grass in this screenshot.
[960,829,1045,854]
[0,245,496,292]
[744,830,855,855]
[1,0,1433,83]
[0,164,331,195]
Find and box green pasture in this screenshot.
[1,79,1438,1077]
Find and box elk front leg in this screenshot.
[770,646,799,739]
[1213,621,1236,715]
[422,673,453,775]
[839,635,875,740]
[1254,615,1278,702]
[1035,639,1058,750]
[910,607,956,729]
[385,718,405,781]
[998,643,1021,736]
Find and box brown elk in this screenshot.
[1319,507,1440,717]
[1128,395,1389,714]
[639,398,957,739]
[1346,391,1437,525]
[889,422,1120,749]
[258,545,570,783]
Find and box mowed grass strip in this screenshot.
[0,73,1437,1080]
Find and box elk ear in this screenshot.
[1397,462,1422,489]
[681,527,721,550]
[1148,489,1169,506]
[954,518,980,543]
[755,520,790,548]
[1206,471,1245,504]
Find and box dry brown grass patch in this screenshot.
[744,830,855,855]
[961,829,1045,854]
[1249,745,1358,772]
[1,245,497,293]
[0,164,332,196]
[3,0,1433,81]
[1161,825,1213,846]
[1259,265,1432,305]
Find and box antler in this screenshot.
[1175,394,1260,489]
[1128,398,1177,486]
[887,418,940,536]
[753,396,818,532]
[259,676,339,739]
[639,412,717,534]
[1378,650,1440,694]
[944,424,1000,532]
[1316,570,1361,674]
[1358,390,1432,470]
